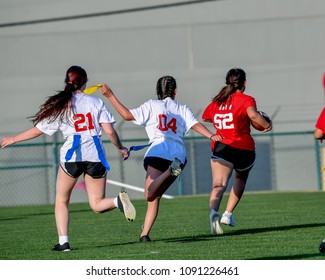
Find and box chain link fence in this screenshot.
[0,131,322,206]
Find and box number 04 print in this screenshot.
[158,114,177,133]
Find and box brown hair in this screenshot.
[30,66,87,125]
[212,68,246,105]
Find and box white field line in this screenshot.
[106,179,174,199]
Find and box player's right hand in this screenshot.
[1,137,15,149]
[101,84,114,98]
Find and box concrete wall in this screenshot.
[1,0,325,133]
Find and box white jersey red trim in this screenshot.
[36,93,116,164]
[130,97,198,164]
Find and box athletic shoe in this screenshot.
[117,191,136,222]
[52,242,71,252]
[209,210,223,235]
[221,212,236,227]
[319,239,325,253]
[139,235,151,242]
[169,158,182,177]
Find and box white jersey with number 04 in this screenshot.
[36,93,116,163]
[130,97,198,164]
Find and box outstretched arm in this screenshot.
[101,84,135,121]
[191,122,223,142]
[1,127,43,149]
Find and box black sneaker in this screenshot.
[319,239,325,253]
[117,191,136,222]
[52,242,71,252]
[139,235,151,242]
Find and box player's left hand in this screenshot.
[119,147,130,160]
[210,134,223,142]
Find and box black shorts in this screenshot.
[144,156,186,172]
[61,162,107,179]
[211,142,255,172]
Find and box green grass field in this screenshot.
[1,191,325,260]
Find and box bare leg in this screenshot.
[140,166,176,238]
[209,159,233,211]
[147,168,176,202]
[224,171,249,213]
[55,167,78,237]
[141,198,160,237]
[85,174,116,213]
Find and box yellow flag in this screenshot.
[83,84,103,94]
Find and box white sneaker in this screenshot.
[221,212,235,227]
[117,191,136,222]
[209,210,223,235]
[169,158,182,177]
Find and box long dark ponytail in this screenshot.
[30,66,87,125]
[212,68,246,105]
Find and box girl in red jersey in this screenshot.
[313,72,325,253]
[202,68,272,235]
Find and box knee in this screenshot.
[212,182,227,190]
[145,192,155,202]
[90,206,102,214]
[89,201,103,214]
[144,192,160,202]
[211,183,228,197]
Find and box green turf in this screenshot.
[1,191,325,260]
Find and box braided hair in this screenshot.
[156,76,177,100]
[30,66,88,125]
[212,68,246,105]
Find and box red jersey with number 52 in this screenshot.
[202,91,256,151]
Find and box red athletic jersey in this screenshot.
[315,107,325,132]
[202,91,256,150]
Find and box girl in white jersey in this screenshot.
[102,76,222,242]
[1,66,136,251]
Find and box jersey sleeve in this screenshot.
[35,119,60,136]
[315,107,325,132]
[99,102,116,125]
[202,102,214,121]
[184,106,199,134]
[243,95,256,110]
[130,100,152,126]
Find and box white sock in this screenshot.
[59,236,69,245]
[113,197,118,208]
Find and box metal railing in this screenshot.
[0,130,322,206]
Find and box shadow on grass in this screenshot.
[0,208,91,221]
[250,252,325,260]
[225,222,325,236]
[105,222,325,248]
[162,222,325,243]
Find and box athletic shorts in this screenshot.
[61,161,107,179]
[144,156,186,172]
[211,142,255,172]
